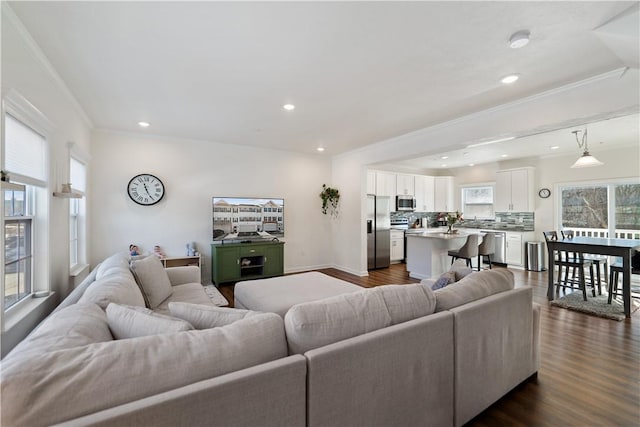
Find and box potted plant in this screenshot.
[445,211,463,233]
[320,184,340,217]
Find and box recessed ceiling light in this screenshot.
[440,156,449,160]
[501,154,509,158]
[441,164,447,167]
[550,145,560,150]
[283,104,295,111]
[509,30,530,49]
[138,121,150,127]
[468,163,475,167]
[501,74,520,84]
[316,147,325,152]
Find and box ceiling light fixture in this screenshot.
[501,154,509,158]
[509,30,530,49]
[570,128,604,168]
[440,156,449,160]
[138,121,150,127]
[468,163,475,167]
[550,145,560,150]
[316,147,325,152]
[467,136,515,148]
[501,74,520,84]
[283,104,295,111]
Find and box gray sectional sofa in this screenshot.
[0,253,540,427]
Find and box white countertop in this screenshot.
[405,229,478,239]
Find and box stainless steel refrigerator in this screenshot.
[367,195,391,270]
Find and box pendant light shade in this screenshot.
[570,128,604,168]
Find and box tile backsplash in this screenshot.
[391,211,534,231]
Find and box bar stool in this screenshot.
[543,231,595,301]
[607,259,640,304]
[448,234,479,269]
[561,229,606,295]
[477,233,494,271]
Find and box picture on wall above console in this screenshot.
[212,197,284,242]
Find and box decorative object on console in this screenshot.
[570,128,604,168]
[320,184,340,217]
[127,173,165,205]
[186,242,196,256]
[129,244,140,256]
[153,245,165,258]
[53,182,83,198]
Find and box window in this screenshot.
[559,180,640,239]
[69,156,87,269]
[461,185,494,219]
[3,110,49,312]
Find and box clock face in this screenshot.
[127,174,165,206]
[538,188,551,199]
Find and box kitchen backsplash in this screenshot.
[391,211,534,231]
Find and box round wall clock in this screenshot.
[127,174,165,206]
[538,188,551,199]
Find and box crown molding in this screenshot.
[2,2,94,129]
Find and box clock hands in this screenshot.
[143,183,155,200]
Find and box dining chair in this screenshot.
[561,229,606,295]
[448,234,479,269]
[543,231,595,301]
[607,256,640,304]
[477,233,494,271]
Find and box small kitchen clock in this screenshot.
[127,174,165,206]
[538,188,551,199]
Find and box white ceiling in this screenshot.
[6,1,640,160]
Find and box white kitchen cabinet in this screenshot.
[414,175,435,212]
[366,170,376,195]
[505,232,523,266]
[390,230,405,262]
[375,172,397,199]
[495,168,535,212]
[434,176,455,212]
[396,174,415,196]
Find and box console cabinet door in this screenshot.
[263,244,284,277]
[212,247,240,284]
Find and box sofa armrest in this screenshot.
[166,266,200,286]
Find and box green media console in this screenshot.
[211,241,284,286]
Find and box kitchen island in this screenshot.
[406,230,483,279]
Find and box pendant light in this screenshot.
[570,128,604,168]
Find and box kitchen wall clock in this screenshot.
[127,174,165,205]
[538,188,551,199]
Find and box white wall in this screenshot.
[1,5,93,354]
[90,131,333,282]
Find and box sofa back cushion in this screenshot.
[78,272,146,310]
[130,255,173,308]
[434,268,514,312]
[0,312,287,426]
[284,283,436,354]
[6,303,113,359]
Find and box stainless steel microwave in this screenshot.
[396,195,415,211]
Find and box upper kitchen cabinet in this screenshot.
[366,170,376,195]
[495,167,535,212]
[375,171,397,198]
[415,175,435,212]
[396,174,415,196]
[434,176,455,212]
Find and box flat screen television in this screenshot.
[212,197,284,242]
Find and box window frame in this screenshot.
[2,92,53,319]
[68,151,88,270]
[460,183,495,220]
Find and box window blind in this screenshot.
[5,114,47,184]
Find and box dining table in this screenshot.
[546,236,640,317]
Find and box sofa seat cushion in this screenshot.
[6,303,113,359]
[168,302,261,329]
[284,283,436,354]
[434,268,514,312]
[0,312,288,426]
[106,304,194,339]
[130,255,173,308]
[234,272,362,317]
[153,283,213,315]
[78,272,145,310]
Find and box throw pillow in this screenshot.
[168,302,259,329]
[130,255,173,308]
[431,271,456,290]
[106,303,193,339]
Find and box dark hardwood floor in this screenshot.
[218,264,640,426]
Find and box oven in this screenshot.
[396,195,415,212]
